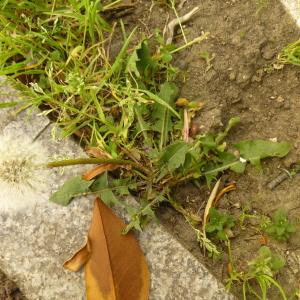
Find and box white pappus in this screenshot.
[0,134,50,213]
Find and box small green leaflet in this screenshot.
[234,140,291,167]
[215,117,240,144]
[125,45,140,78]
[200,117,240,155]
[136,41,156,75]
[90,172,120,206]
[205,207,235,241]
[90,173,136,207]
[203,139,291,184]
[203,151,246,185]
[125,40,156,78]
[123,196,161,234]
[141,88,180,118]
[0,101,19,108]
[151,82,179,149]
[159,141,190,172]
[49,176,94,206]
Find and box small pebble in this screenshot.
[276,95,285,103]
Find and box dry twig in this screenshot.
[213,182,236,207]
[183,108,189,142]
[202,179,221,239]
[165,6,200,45]
[178,0,188,10]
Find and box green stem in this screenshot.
[170,32,209,54]
[262,275,287,300]
[167,196,201,224]
[171,1,187,44]
[47,157,150,175]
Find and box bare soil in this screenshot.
[0,270,26,300]
[131,0,300,298]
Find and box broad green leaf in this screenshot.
[151,82,179,149]
[125,40,156,79]
[136,41,156,74]
[215,117,240,144]
[141,88,180,118]
[199,134,217,155]
[112,178,137,196]
[199,118,240,156]
[50,176,94,206]
[126,45,141,78]
[203,151,246,185]
[134,104,151,142]
[234,140,291,167]
[203,140,290,184]
[91,173,120,206]
[159,141,190,172]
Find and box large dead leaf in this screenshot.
[64,198,150,300]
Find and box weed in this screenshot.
[226,243,288,300]
[205,208,235,241]
[199,51,215,72]
[239,210,261,230]
[279,39,300,66]
[261,209,296,242]
[194,226,221,258]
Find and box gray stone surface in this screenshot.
[0,76,50,134]
[281,0,300,27]
[0,78,234,299]
[140,224,233,300]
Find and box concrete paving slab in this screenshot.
[0,76,50,135]
[281,0,300,27]
[0,82,233,299]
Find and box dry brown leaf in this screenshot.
[64,237,90,272]
[82,164,119,181]
[183,108,189,143]
[212,182,236,207]
[85,147,112,159]
[202,179,221,234]
[64,198,150,300]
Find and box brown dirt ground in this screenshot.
[130,0,300,298]
[0,270,26,300]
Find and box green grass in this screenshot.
[279,39,300,66]
[0,1,171,149]
[226,244,288,300]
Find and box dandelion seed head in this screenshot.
[0,134,51,213]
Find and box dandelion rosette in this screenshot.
[0,134,50,212]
